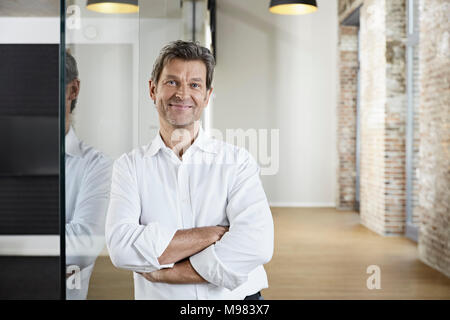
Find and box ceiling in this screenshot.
[0,0,59,17]
[0,0,196,18]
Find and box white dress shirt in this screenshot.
[106,126,274,300]
[65,126,113,299]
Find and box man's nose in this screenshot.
[175,83,189,100]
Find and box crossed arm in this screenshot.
[138,226,228,284]
[106,150,274,290]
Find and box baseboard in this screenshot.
[99,245,109,256]
[269,202,336,208]
[406,222,419,242]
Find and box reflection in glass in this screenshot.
[65,0,142,299]
[65,51,113,299]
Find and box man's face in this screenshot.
[149,58,213,128]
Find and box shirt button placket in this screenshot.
[177,161,203,299]
[177,163,192,229]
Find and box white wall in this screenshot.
[214,0,338,207]
[0,17,59,43]
[70,43,135,159]
[67,16,139,159]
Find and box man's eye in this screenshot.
[191,83,200,88]
[167,80,176,85]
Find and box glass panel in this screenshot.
[63,0,214,299]
[64,0,140,300]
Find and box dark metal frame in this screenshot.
[59,0,66,300]
[207,0,216,61]
[405,0,419,242]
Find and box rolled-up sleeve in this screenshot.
[105,154,177,273]
[190,149,274,290]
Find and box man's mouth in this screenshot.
[169,104,192,110]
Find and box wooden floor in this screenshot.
[87,208,450,300]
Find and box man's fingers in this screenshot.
[137,272,149,280]
[142,274,151,281]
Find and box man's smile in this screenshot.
[169,103,193,110]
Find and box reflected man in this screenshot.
[106,41,274,300]
[65,51,113,299]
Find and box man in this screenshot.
[105,40,274,300]
[65,50,113,299]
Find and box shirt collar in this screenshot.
[146,126,218,157]
[65,126,83,157]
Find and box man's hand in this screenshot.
[139,270,161,283]
[139,259,207,284]
[157,225,229,265]
[210,225,229,242]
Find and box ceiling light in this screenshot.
[269,0,318,15]
[86,0,139,14]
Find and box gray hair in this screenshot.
[65,50,79,113]
[151,40,215,91]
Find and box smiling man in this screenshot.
[105,40,274,300]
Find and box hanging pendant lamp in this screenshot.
[86,0,139,14]
[269,0,318,15]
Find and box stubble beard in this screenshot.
[160,101,199,128]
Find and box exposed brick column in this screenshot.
[337,26,358,210]
[359,0,407,236]
[384,0,407,234]
[359,0,387,235]
[417,0,450,278]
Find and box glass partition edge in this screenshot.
[59,0,66,300]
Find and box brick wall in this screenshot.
[337,26,358,210]
[384,0,407,234]
[358,0,407,236]
[417,0,450,278]
[338,0,449,278]
[359,0,388,235]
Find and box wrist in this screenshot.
[150,269,164,283]
[212,227,222,243]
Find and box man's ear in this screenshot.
[69,79,80,100]
[149,80,157,103]
[204,87,213,106]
